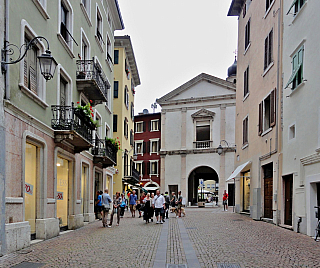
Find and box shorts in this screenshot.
[154,208,164,217]
[223,200,227,205]
[130,204,136,211]
[96,206,102,213]
[177,204,182,209]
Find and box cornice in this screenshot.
[161,102,235,113]
[160,147,236,156]
[300,152,320,166]
[4,100,54,138]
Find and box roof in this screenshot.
[115,36,141,87]
[134,112,161,119]
[110,0,124,30]
[227,0,245,16]
[156,73,236,105]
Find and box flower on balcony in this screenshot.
[106,137,120,151]
[76,102,100,128]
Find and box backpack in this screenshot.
[165,195,170,204]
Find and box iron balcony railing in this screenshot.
[51,103,95,143]
[193,140,213,149]
[76,59,110,105]
[132,167,140,182]
[92,138,117,165]
[124,165,140,184]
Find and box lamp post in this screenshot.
[217,140,236,155]
[1,36,57,81]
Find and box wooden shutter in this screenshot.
[147,161,150,176]
[264,36,268,70]
[258,102,263,136]
[158,139,161,151]
[142,161,145,176]
[268,30,273,66]
[158,119,161,130]
[143,121,146,132]
[243,119,246,144]
[146,141,150,153]
[155,162,158,175]
[113,115,118,132]
[270,89,276,127]
[248,19,250,45]
[149,121,152,131]
[244,69,247,97]
[143,141,146,154]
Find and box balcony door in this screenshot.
[195,120,211,148]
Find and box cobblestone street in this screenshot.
[1,208,320,268]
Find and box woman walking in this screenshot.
[109,192,121,227]
[143,193,152,223]
[150,192,155,223]
[120,193,126,218]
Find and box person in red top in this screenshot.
[223,190,229,211]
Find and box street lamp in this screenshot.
[1,36,57,81]
[217,140,236,155]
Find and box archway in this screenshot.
[188,166,219,205]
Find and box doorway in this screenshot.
[81,166,88,214]
[188,166,219,205]
[25,143,38,239]
[56,157,69,231]
[263,163,273,219]
[168,185,178,200]
[283,174,293,226]
[228,183,235,207]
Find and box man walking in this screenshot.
[129,190,137,218]
[164,191,170,219]
[101,189,112,227]
[177,191,183,218]
[153,190,165,224]
[109,192,121,227]
[223,190,228,211]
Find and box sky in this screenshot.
[116,0,239,114]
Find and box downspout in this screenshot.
[4,0,9,100]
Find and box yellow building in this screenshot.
[113,36,141,194]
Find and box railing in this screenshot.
[193,140,213,149]
[132,167,140,182]
[92,138,117,165]
[76,59,110,105]
[51,103,95,143]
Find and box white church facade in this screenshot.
[157,73,236,205]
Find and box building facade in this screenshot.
[4,0,123,253]
[113,35,141,195]
[228,0,283,222]
[282,0,319,235]
[157,73,236,205]
[134,111,161,192]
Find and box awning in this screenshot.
[143,186,159,191]
[226,161,251,182]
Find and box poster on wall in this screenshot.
[57,192,64,200]
[25,182,34,195]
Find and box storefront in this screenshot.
[242,170,251,212]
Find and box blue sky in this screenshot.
[116,0,238,114]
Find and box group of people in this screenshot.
[95,189,185,227]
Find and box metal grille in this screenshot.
[217,263,242,268]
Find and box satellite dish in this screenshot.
[143,109,149,114]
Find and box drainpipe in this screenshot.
[4,0,9,100]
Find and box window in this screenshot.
[258,89,276,135]
[58,0,74,55]
[60,76,67,106]
[113,114,118,132]
[135,141,143,154]
[96,6,104,48]
[124,151,128,176]
[243,117,248,145]
[243,0,252,18]
[124,118,128,139]
[24,36,38,95]
[32,0,49,19]
[264,29,273,71]
[244,66,249,97]
[285,46,304,90]
[130,130,134,146]
[150,120,160,132]
[196,121,210,141]
[124,86,129,109]
[95,113,102,138]
[80,0,91,25]
[60,3,68,42]
[105,123,110,138]
[131,103,134,120]
[150,161,158,176]
[114,81,119,98]
[150,139,160,154]
[81,30,90,60]
[245,19,250,50]
[114,50,119,64]
[289,124,296,140]
[266,0,274,11]
[106,35,112,64]
[135,162,143,176]
[135,122,144,133]
[287,0,305,16]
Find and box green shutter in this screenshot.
[285,46,304,89]
[286,0,298,15]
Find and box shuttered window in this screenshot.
[245,19,250,50]
[244,66,249,97]
[114,81,119,98]
[264,29,273,70]
[113,114,118,132]
[114,50,119,64]
[243,117,248,145]
[258,89,276,136]
[266,0,274,11]
[285,46,304,90]
[287,0,305,16]
[24,37,38,95]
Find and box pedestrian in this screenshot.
[120,193,126,218]
[138,192,146,218]
[153,190,165,224]
[223,190,228,211]
[129,190,137,217]
[95,190,103,220]
[109,192,121,227]
[176,191,183,218]
[164,191,170,219]
[150,192,155,222]
[101,189,112,227]
[143,193,152,223]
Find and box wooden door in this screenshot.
[228,184,234,207]
[264,177,273,219]
[284,175,293,226]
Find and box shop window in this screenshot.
[56,156,69,227]
[242,171,251,212]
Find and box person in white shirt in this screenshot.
[153,190,165,224]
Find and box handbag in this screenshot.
[120,200,126,208]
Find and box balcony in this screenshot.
[51,104,95,153]
[76,59,110,106]
[123,166,140,186]
[193,140,213,149]
[92,138,117,168]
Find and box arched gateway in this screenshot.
[188,166,219,205]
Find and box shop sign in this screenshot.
[57,192,64,200]
[25,182,34,195]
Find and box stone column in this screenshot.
[219,106,226,204]
[161,111,166,150]
[181,154,187,199]
[160,155,165,193]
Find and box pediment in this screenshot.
[191,109,215,119]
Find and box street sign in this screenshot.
[199,179,204,188]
